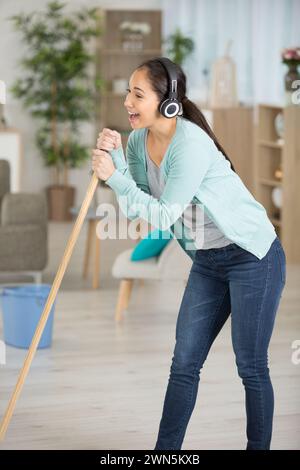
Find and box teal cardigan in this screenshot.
[105,116,276,261]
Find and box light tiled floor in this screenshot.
[0,222,299,449]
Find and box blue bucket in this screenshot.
[0,284,55,349]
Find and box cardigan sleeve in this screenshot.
[105,132,213,230]
[107,132,150,221]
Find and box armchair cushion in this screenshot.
[1,192,47,226]
[130,228,173,261]
[0,224,47,270]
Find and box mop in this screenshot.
[0,168,101,440]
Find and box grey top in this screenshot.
[144,129,233,250]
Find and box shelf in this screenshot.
[102,49,162,55]
[258,139,283,149]
[254,104,300,262]
[96,9,162,134]
[259,103,283,110]
[259,178,282,187]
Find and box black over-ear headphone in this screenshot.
[156,57,182,118]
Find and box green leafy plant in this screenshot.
[163,27,195,66]
[10,1,104,186]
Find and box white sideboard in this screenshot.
[0,128,22,192]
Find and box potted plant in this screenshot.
[163,27,195,66]
[10,1,104,220]
[281,46,300,105]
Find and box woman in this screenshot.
[91,57,286,450]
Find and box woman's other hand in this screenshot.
[91,148,115,181]
[97,128,122,152]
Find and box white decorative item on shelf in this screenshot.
[119,21,151,35]
[209,40,238,108]
[271,187,282,209]
[274,112,284,141]
[119,21,151,52]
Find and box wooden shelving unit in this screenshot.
[202,106,254,193]
[95,9,162,148]
[254,104,300,263]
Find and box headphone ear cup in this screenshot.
[159,99,168,117]
[159,99,180,118]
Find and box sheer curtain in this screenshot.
[161,0,300,106]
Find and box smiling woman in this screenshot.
[124,73,149,125]
[123,58,236,174]
[99,57,287,451]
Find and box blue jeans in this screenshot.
[154,236,286,450]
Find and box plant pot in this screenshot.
[284,63,300,90]
[46,184,75,221]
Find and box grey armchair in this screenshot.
[0,159,48,283]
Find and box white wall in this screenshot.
[1,0,299,204]
[0,0,161,204]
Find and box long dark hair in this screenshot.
[136,57,237,173]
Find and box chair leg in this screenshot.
[115,279,134,323]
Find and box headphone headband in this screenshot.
[156,57,181,118]
[156,57,179,100]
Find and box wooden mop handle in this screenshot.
[0,171,100,441]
